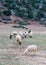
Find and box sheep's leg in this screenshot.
[33,49,37,56]
[29,36,32,38]
[19,42,21,45]
[24,49,28,55]
[10,35,12,39]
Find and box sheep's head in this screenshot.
[28,30,31,33]
[13,33,17,35]
[9,35,13,39]
[29,36,32,38]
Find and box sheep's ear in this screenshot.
[9,35,12,39]
[28,30,31,33]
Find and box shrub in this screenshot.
[43,6,46,12]
[44,23,46,27]
[0,20,2,22]
[36,9,44,20]
[18,8,25,17]
[2,17,11,21]
[28,9,33,19]
[12,25,25,29]
[4,3,8,7]
[39,21,45,25]
[0,11,1,16]
[3,10,11,16]
[14,19,29,25]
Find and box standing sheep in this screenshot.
[16,34,22,51]
[23,31,28,38]
[28,30,33,38]
[12,31,18,35]
[24,45,37,55]
[9,31,18,39]
[16,34,22,45]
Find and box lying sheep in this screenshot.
[24,45,37,55]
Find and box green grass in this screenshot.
[0,34,46,48]
[22,34,46,47]
[0,34,46,65]
[0,62,4,65]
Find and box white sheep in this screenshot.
[28,30,33,38]
[19,31,23,36]
[16,34,22,45]
[15,34,23,51]
[23,31,28,38]
[12,31,18,35]
[9,31,18,39]
[24,45,37,55]
[28,31,33,38]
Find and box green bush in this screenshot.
[37,9,44,20]
[0,11,1,16]
[43,6,46,12]
[12,25,25,29]
[0,20,2,22]
[39,20,45,25]
[18,8,25,17]
[2,0,46,19]
[3,10,11,16]
[4,3,8,7]
[2,17,11,21]
[28,9,33,19]
[14,19,29,25]
[44,23,46,27]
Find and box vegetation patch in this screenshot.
[14,19,30,25]
[3,10,11,16]
[12,25,25,29]
[0,20,2,22]
[2,17,11,21]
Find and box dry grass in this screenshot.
[0,33,46,65]
[0,23,46,65]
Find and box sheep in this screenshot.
[23,31,28,38]
[28,29,31,33]
[15,34,22,45]
[24,45,37,55]
[22,30,33,38]
[15,34,23,51]
[19,31,23,37]
[12,31,18,35]
[9,31,18,39]
[9,33,13,39]
[27,30,33,38]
